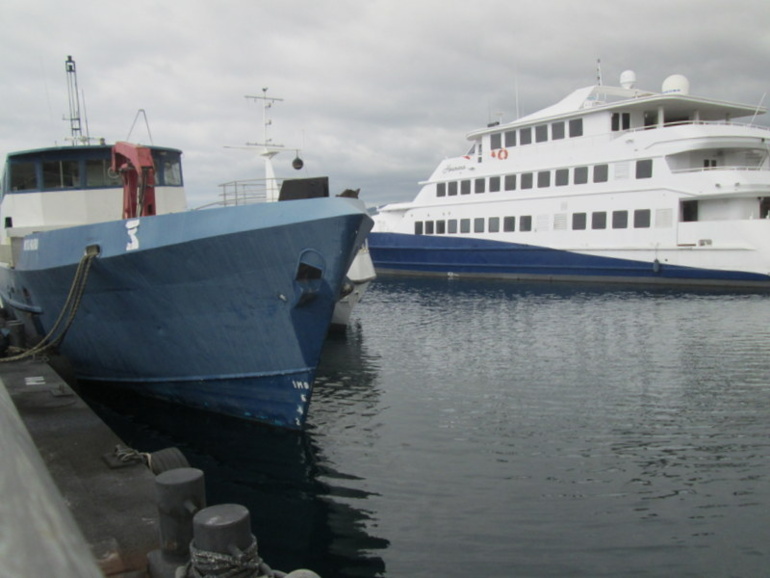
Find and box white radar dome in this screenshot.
[619,70,636,89]
[662,74,690,95]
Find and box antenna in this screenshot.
[65,55,84,144]
[596,58,603,86]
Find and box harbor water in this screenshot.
[82,276,770,577]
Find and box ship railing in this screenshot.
[194,178,281,209]
[670,165,769,175]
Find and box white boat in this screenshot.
[369,70,770,287]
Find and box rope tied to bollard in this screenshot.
[183,535,282,578]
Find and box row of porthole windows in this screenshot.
[436,160,652,196]
[489,118,584,150]
[414,208,654,235]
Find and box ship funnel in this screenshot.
[662,74,690,95]
[619,70,636,89]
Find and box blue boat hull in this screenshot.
[368,232,770,287]
[0,198,372,428]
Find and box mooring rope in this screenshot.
[0,245,99,363]
[182,535,280,578]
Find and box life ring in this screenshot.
[498,148,508,160]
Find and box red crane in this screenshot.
[111,141,157,219]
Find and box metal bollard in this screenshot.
[147,467,206,578]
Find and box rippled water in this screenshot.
[84,277,770,577]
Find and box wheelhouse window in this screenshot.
[86,159,121,187]
[636,159,653,179]
[490,133,502,150]
[475,178,486,193]
[505,131,516,147]
[552,122,565,140]
[535,125,548,143]
[449,181,459,196]
[611,112,631,131]
[520,127,532,145]
[460,180,470,195]
[43,160,79,189]
[9,162,37,191]
[437,182,446,197]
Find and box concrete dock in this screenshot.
[0,358,161,577]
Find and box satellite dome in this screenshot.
[662,74,690,95]
[619,70,636,89]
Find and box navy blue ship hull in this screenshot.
[0,198,372,428]
[368,232,770,287]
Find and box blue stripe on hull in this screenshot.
[0,199,372,429]
[368,232,770,286]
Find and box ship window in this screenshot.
[521,173,533,189]
[460,180,470,195]
[43,160,80,189]
[460,218,471,233]
[474,218,485,233]
[490,133,502,150]
[161,157,183,186]
[592,211,607,229]
[489,176,501,192]
[636,159,653,179]
[10,162,37,191]
[574,166,588,184]
[86,159,121,187]
[681,200,698,222]
[535,125,548,143]
[505,131,516,147]
[634,209,651,228]
[612,210,628,229]
[436,220,446,234]
[425,221,435,234]
[488,217,500,232]
[448,219,458,234]
[503,216,516,232]
[449,181,458,196]
[611,113,631,132]
[569,118,583,137]
[555,168,569,186]
[593,164,609,183]
[475,178,486,193]
[437,182,446,197]
[572,213,587,230]
[552,122,565,140]
[520,127,532,145]
[504,174,516,191]
[415,221,424,235]
[537,171,550,188]
[520,215,533,231]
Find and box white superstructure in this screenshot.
[370,71,770,286]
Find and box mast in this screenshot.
[244,88,285,202]
[65,56,88,144]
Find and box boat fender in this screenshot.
[653,259,661,274]
[498,148,508,160]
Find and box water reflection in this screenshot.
[80,322,388,578]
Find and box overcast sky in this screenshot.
[2,0,769,207]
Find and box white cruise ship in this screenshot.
[369,70,770,287]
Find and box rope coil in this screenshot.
[183,535,282,578]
